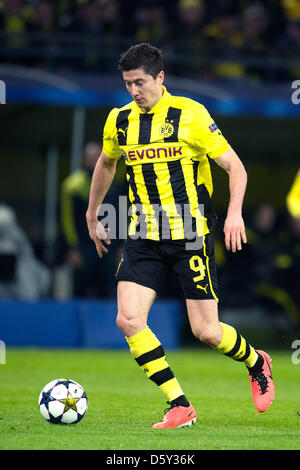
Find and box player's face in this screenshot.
[122,68,164,113]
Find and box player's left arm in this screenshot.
[214,147,247,252]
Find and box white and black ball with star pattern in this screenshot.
[38,378,88,424]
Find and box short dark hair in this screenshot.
[118,43,164,79]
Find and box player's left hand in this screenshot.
[223,213,247,252]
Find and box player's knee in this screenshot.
[192,326,219,347]
[116,310,141,337]
[116,311,128,333]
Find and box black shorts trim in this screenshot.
[116,276,160,294]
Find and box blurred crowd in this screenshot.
[0,0,299,81]
[214,202,300,329]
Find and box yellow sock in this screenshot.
[214,322,258,368]
[126,326,184,402]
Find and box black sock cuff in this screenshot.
[248,352,264,373]
[170,394,189,408]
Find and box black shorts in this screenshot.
[115,234,219,300]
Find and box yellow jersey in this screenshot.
[103,86,230,240]
[287,169,300,218]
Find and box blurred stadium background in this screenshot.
[0,0,300,352]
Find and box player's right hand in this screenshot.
[86,215,111,258]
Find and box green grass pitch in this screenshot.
[0,347,299,450]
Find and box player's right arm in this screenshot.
[86,150,119,258]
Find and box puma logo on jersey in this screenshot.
[118,127,128,137]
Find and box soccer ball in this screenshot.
[38,378,88,424]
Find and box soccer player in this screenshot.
[86,43,275,429]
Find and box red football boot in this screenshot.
[152,402,197,429]
[248,350,275,412]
